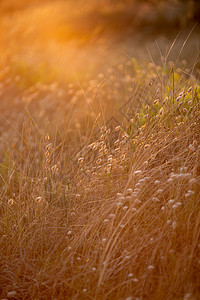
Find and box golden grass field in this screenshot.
[0,1,200,299]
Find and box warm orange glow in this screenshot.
[0,0,199,87]
[0,1,200,299]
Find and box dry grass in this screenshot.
[0,53,200,299]
[0,2,200,300]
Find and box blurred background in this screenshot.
[0,0,199,87]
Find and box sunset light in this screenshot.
[0,1,200,299]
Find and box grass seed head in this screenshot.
[7,291,17,298]
[8,198,14,206]
[35,196,42,203]
[172,221,177,230]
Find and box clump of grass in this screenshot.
[0,53,200,300]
